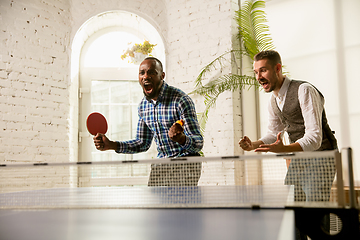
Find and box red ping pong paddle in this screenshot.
[86,112,108,135]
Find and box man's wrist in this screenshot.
[253,140,264,150]
[283,143,303,153]
[110,141,118,151]
[178,134,186,145]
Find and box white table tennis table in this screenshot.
[0,186,295,240]
[0,207,294,240]
[1,150,359,240]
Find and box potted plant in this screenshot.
[190,0,276,132]
[121,40,157,64]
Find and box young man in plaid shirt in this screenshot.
[94,57,203,186]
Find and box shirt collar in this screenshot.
[275,76,290,100]
[154,80,167,102]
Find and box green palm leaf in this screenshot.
[194,50,249,88]
[191,0,275,134]
[236,0,275,58]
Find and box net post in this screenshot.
[343,148,357,209]
[335,150,345,207]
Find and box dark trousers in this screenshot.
[294,185,332,240]
[287,155,336,240]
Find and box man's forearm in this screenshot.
[281,142,303,152]
[252,140,265,150]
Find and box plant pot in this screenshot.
[131,52,148,64]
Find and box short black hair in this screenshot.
[254,50,282,67]
[144,57,163,72]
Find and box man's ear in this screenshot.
[275,63,282,73]
[161,72,165,80]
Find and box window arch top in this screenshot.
[75,10,166,70]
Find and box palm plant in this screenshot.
[190,0,275,133]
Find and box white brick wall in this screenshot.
[165,0,241,157]
[1,0,242,183]
[0,0,71,163]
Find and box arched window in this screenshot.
[79,28,157,162]
[70,11,165,185]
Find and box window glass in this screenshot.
[130,81,142,104]
[80,26,162,185]
[84,31,142,68]
[111,81,129,104]
[90,79,148,182]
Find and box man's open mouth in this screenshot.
[259,80,269,89]
[144,83,153,94]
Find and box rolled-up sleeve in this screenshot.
[260,100,284,145]
[296,84,323,151]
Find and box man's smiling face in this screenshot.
[253,58,282,94]
[138,59,165,100]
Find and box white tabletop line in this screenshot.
[278,209,295,240]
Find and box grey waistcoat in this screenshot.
[276,80,338,187]
[270,80,337,151]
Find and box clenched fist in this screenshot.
[168,120,186,145]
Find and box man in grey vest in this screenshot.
[238,50,337,240]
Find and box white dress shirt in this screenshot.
[260,77,324,151]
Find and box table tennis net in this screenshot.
[0,151,345,209]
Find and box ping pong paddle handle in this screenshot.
[93,133,118,151]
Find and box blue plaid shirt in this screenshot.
[116,81,203,158]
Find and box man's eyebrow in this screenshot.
[254,66,266,71]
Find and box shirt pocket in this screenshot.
[156,108,180,130]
